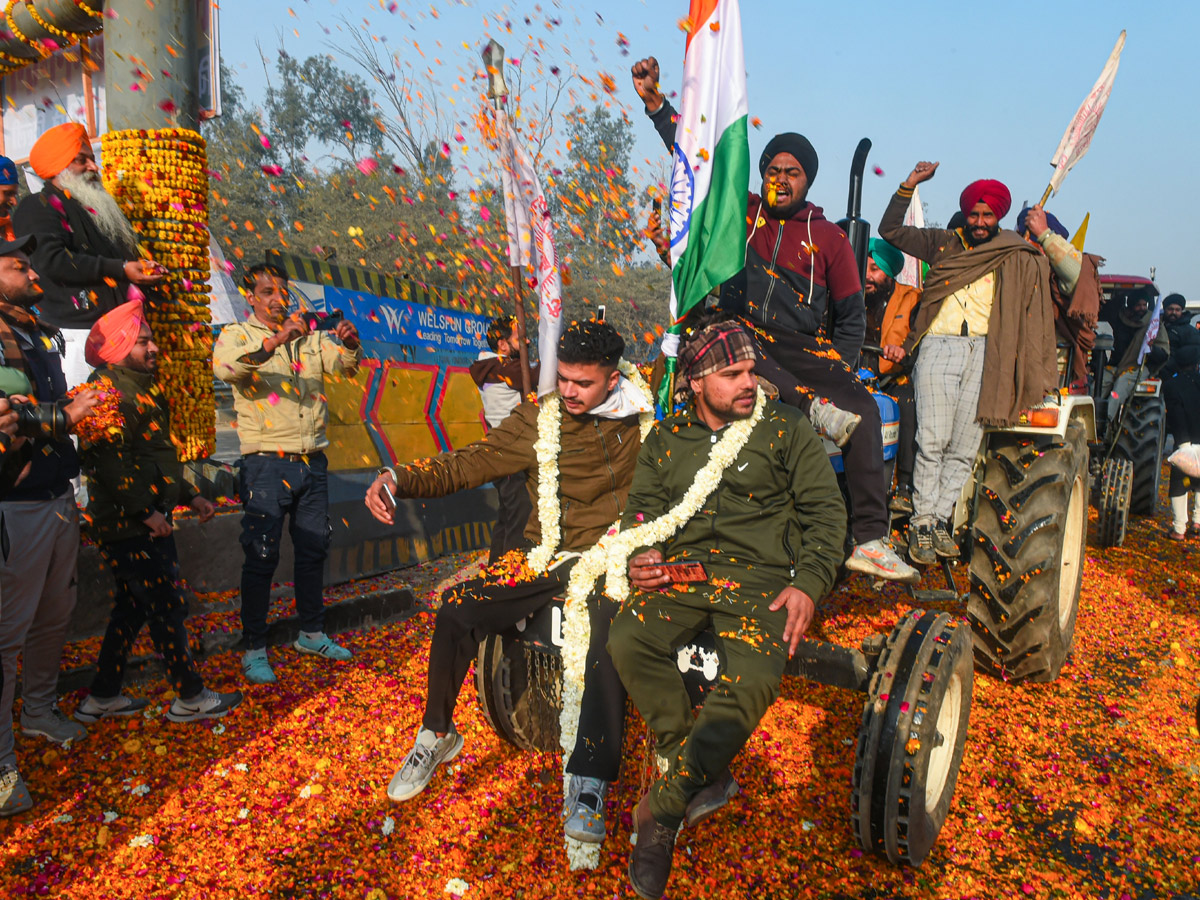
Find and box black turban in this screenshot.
[759,133,818,184]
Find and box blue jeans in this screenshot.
[238,452,331,650]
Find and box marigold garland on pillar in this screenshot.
[102,127,215,460]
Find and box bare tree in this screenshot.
[332,21,450,177]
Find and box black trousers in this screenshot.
[750,327,888,543]
[488,472,532,565]
[423,564,628,781]
[238,452,331,649]
[883,377,917,488]
[92,534,205,699]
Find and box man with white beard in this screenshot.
[11,122,166,387]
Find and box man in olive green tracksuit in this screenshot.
[609,318,846,900]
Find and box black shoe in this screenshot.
[932,521,958,558]
[889,484,914,516]
[629,794,677,900]
[908,525,937,566]
[684,770,739,827]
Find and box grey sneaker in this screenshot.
[75,693,150,723]
[21,705,87,745]
[387,727,464,802]
[563,775,610,843]
[932,521,958,558]
[846,538,921,583]
[0,765,32,817]
[908,526,937,567]
[167,688,244,723]
[809,398,861,448]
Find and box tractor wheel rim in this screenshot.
[1058,471,1086,630]
[925,672,961,810]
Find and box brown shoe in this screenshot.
[1168,530,1187,542]
[629,794,677,900]
[1189,523,1200,538]
[684,770,739,827]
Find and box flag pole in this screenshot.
[485,39,533,396]
[509,261,533,396]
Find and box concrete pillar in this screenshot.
[103,0,199,131]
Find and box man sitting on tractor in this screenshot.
[364,321,647,845]
[878,162,1058,566]
[608,316,846,899]
[863,237,921,514]
[630,55,916,585]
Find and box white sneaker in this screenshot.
[75,694,150,723]
[846,538,921,584]
[387,727,464,802]
[810,398,861,447]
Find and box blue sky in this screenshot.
[220,0,1199,299]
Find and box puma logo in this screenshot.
[737,462,748,472]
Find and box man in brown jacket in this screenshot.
[365,320,650,846]
[878,162,1056,566]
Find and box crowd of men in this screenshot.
[0,60,1196,900]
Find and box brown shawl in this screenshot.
[1051,252,1103,383]
[907,230,1058,427]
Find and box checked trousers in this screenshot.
[912,336,987,527]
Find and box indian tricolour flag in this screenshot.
[660,0,749,407]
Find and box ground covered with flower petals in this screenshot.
[2,510,1198,900]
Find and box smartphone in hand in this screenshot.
[657,561,708,583]
[381,482,397,515]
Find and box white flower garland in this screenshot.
[559,387,767,870]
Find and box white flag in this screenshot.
[897,185,925,289]
[1048,30,1125,197]
[1138,292,1163,367]
[496,109,562,397]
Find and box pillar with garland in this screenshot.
[101,0,215,460]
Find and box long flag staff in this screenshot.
[1033,30,1126,213]
[483,39,533,397]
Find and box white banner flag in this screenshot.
[897,185,925,288]
[496,109,562,397]
[1048,30,1125,197]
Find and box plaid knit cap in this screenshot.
[678,321,757,383]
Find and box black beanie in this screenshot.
[759,133,818,184]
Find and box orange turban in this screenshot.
[85,300,147,368]
[29,122,88,181]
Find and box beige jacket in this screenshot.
[213,317,362,455]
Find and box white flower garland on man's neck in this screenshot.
[559,387,768,870]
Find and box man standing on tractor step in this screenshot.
[609,317,845,900]
[364,320,647,848]
[878,162,1057,567]
[629,55,916,585]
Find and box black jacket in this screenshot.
[81,365,197,544]
[1161,310,1200,378]
[1164,369,1200,446]
[11,184,133,329]
[0,317,78,500]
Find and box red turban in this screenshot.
[958,179,1012,220]
[29,122,88,181]
[85,301,147,368]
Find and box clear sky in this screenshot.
[219,0,1200,300]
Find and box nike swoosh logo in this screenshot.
[737,462,748,472]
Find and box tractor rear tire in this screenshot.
[967,420,1089,683]
[851,610,973,866]
[1096,456,1133,548]
[1115,395,1165,516]
[475,633,562,752]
